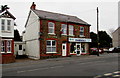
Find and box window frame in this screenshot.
[7,41,12,53]
[69,25,74,36]
[46,40,57,53]
[48,22,55,34]
[1,19,5,31]
[61,24,67,35]
[80,27,84,37]
[7,20,11,31]
[1,40,5,53]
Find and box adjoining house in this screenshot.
[112,27,120,47]
[23,2,91,60]
[0,5,16,63]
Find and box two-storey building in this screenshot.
[23,2,91,59]
[0,5,16,63]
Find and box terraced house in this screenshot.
[23,2,91,59]
[0,5,16,63]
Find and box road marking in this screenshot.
[113,75,120,77]
[17,65,64,73]
[94,75,102,78]
[104,73,112,76]
[113,71,120,74]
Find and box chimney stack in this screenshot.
[30,2,36,10]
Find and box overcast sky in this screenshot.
[1,0,119,36]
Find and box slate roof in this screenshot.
[32,9,90,26]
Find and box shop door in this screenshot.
[62,43,67,56]
[76,43,81,55]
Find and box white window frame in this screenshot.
[7,20,11,31]
[46,40,57,53]
[7,41,11,53]
[69,25,74,36]
[48,22,55,34]
[1,19,5,31]
[61,24,67,35]
[1,40,5,53]
[80,27,84,37]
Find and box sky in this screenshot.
[0,0,119,36]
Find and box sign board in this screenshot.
[69,38,92,42]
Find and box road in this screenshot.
[2,53,120,78]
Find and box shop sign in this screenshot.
[69,38,91,42]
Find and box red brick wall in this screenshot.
[39,19,90,59]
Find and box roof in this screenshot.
[112,27,120,34]
[0,10,16,20]
[32,9,91,26]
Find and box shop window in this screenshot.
[46,40,56,53]
[48,22,55,34]
[1,19,5,31]
[69,25,74,35]
[61,24,67,35]
[81,44,86,53]
[80,27,84,37]
[70,43,76,54]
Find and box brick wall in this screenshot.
[40,19,90,59]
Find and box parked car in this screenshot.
[107,47,120,53]
[90,48,99,55]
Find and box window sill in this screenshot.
[46,52,57,54]
[48,33,56,35]
[61,34,67,36]
[69,35,74,37]
[79,35,85,37]
[7,52,12,53]
[2,31,12,33]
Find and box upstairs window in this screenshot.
[46,40,56,53]
[7,20,11,31]
[48,22,55,34]
[1,19,5,31]
[80,27,84,37]
[69,25,74,35]
[61,24,67,35]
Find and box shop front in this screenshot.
[69,38,91,56]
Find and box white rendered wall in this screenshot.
[23,10,40,59]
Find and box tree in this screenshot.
[14,29,22,41]
[90,31,112,48]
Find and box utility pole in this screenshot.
[97,7,99,56]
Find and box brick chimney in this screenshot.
[30,2,36,10]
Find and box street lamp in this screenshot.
[97,7,99,56]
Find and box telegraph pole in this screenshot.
[97,7,99,56]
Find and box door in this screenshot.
[62,43,67,56]
[18,45,23,55]
[76,43,81,55]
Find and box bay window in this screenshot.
[1,40,12,53]
[46,40,56,53]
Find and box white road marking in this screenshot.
[17,65,64,73]
[113,71,120,74]
[104,73,112,76]
[113,75,120,77]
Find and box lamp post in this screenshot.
[97,7,99,56]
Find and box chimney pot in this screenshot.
[30,2,36,10]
